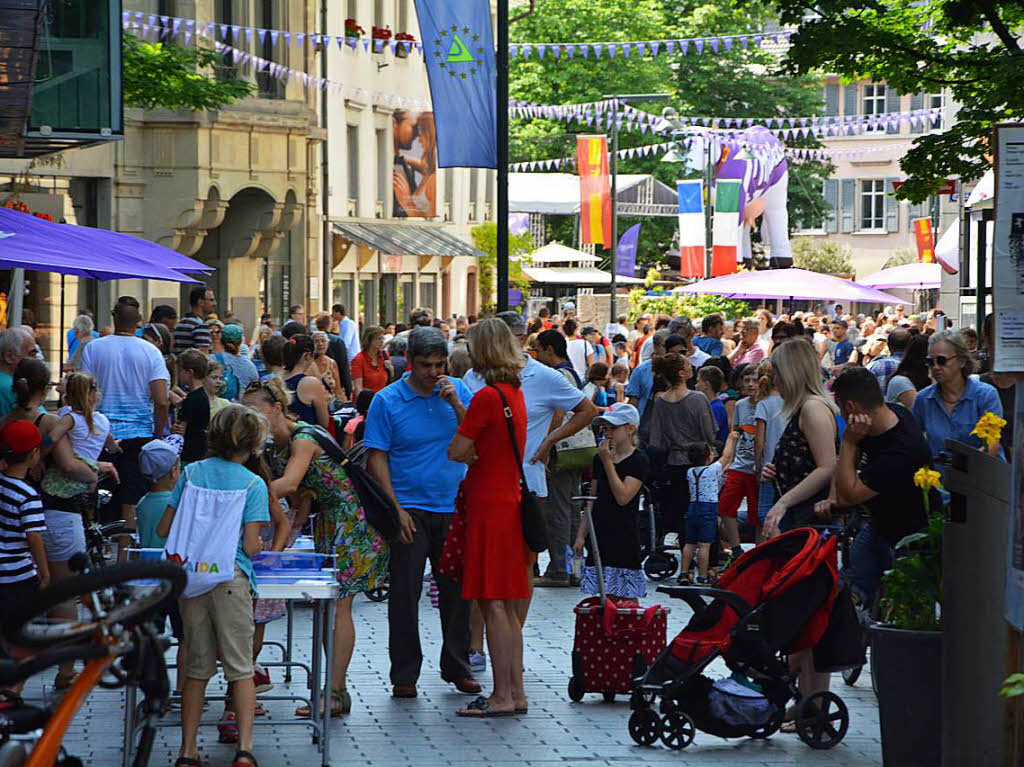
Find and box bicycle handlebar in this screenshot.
[0,644,110,686]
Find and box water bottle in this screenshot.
[566,545,583,579]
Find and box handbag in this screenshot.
[293,425,401,541]
[491,385,548,553]
[552,369,597,472]
[438,490,468,582]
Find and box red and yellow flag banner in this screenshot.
[912,217,935,263]
[576,135,612,246]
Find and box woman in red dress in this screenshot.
[448,318,528,717]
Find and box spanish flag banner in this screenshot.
[912,217,935,263]
[576,135,612,246]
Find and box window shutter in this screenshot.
[824,179,839,233]
[840,179,856,233]
[843,84,858,117]
[885,177,899,232]
[824,83,839,116]
[910,92,925,134]
[885,87,901,134]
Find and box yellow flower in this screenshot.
[971,412,1007,449]
[913,467,942,491]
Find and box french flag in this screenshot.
[677,180,704,278]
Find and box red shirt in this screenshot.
[351,351,389,392]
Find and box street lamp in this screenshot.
[602,93,670,325]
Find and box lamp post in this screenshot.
[496,0,510,312]
[602,93,670,325]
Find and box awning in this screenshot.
[333,221,484,257]
[522,266,645,285]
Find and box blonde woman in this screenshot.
[448,318,528,718]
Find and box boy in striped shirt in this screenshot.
[0,420,47,603]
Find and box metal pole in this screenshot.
[320,0,331,314]
[8,269,24,332]
[977,211,990,342]
[704,141,713,278]
[609,100,618,329]
[496,0,510,312]
[59,273,65,376]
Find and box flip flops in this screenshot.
[456,695,516,718]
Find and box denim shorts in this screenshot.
[685,502,718,544]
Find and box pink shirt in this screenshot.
[734,344,766,367]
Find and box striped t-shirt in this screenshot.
[173,313,211,352]
[0,473,45,585]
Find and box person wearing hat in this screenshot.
[572,403,649,602]
[0,420,47,617]
[213,324,259,401]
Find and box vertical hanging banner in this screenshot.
[413,0,496,168]
[711,179,742,276]
[576,135,612,246]
[912,217,935,263]
[615,223,641,277]
[677,180,704,278]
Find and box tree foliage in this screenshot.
[772,0,1024,202]
[791,238,854,275]
[122,33,255,111]
[627,287,752,322]
[471,223,534,314]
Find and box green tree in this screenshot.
[791,238,854,274]
[471,223,534,314]
[122,33,255,111]
[771,0,1024,202]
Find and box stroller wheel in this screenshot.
[365,585,390,602]
[660,711,696,750]
[842,664,863,686]
[567,676,585,702]
[628,708,661,746]
[795,691,849,750]
[643,552,678,581]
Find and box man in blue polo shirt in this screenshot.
[364,326,480,699]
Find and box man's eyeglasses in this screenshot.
[925,355,953,367]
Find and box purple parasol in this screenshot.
[674,268,906,304]
[858,262,941,290]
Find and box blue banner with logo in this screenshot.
[413,0,496,168]
[615,223,641,277]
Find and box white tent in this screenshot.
[521,266,645,285]
[509,173,677,215]
[525,242,599,264]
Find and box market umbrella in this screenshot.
[859,262,942,290]
[673,268,906,304]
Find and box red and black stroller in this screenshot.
[628,527,859,751]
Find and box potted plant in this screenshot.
[371,25,392,54]
[395,31,415,58]
[344,18,364,46]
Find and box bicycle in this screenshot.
[0,556,186,767]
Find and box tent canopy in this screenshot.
[509,173,677,215]
[524,242,598,264]
[860,262,941,290]
[0,208,208,282]
[674,268,906,304]
[522,266,644,285]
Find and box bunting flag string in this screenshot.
[121,10,793,63]
[508,140,916,172]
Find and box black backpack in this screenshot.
[293,425,401,542]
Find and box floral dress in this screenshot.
[266,424,389,597]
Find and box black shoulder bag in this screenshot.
[490,385,548,553]
[293,424,401,542]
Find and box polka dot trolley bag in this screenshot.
[568,506,669,701]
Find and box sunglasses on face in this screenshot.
[925,355,954,367]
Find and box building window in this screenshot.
[215,0,236,78]
[397,0,408,33]
[928,92,943,130]
[347,125,360,206]
[376,128,388,214]
[860,179,886,230]
[862,83,886,131]
[346,0,358,21]
[374,0,384,28]
[256,0,286,99]
[468,170,478,221]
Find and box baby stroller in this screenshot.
[628,527,852,751]
[637,480,679,581]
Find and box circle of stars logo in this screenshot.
[433,24,485,79]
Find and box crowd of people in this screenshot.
[0,288,1008,763]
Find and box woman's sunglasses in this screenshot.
[925,355,954,367]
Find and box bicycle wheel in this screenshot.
[4,561,186,647]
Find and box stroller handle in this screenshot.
[656,585,752,618]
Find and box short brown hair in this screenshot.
[177,348,209,379]
[315,313,331,332]
[261,335,286,367]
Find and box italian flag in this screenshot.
[677,180,704,278]
[712,179,741,276]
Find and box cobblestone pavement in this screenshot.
[24,571,882,767]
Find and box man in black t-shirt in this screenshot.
[830,366,932,601]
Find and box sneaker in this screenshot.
[468,651,487,672]
[253,663,274,694]
[695,576,711,585]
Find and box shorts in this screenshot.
[111,437,155,509]
[685,502,718,544]
[0,576,39,629]
[179,567,254,682]
[739,483,774,527]
[41,509,86,562]
[718,471,758,519]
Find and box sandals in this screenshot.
[174,758,203,767]
[456,695,516,718]
[295,688,350,718]
[232,750,259,767]
[217,711,239,743]
[53,671,77,691]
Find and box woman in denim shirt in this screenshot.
[912,330,1004,460]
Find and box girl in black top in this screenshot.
[573,404,650,603]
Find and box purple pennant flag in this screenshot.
[338,36,346,50]
[522,44,532,58]
[580,44,589,58]
[270,30,279,45]
[623,43,632,58]
[219,23,228,39]
[740,36,749,49]
[362,38,370,51]
[695,39,704,54]
[567,46,574,59]
[537,45,546,59]
[680,40,689,55]
[553,46,560,59]
[257,28,268,44]
[651,41,661,56]
[710,38,719,53]
[608,44,616,59]
[666,40,676,54]
[753,35,763,47]
[724,37,733,51]
[593,43,603,58]
[171,18,181,37]
[509,45,519,58]
[245,27,253,44]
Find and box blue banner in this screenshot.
[615,223,641,277]
[413,0,496,168]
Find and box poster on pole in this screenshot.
[392,111,438,218]
[994,124,1024,373]
[576,135,612,246]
